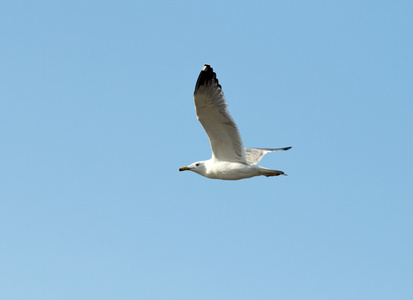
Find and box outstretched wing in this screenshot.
[194,65,247,163]
[244,147,292,165]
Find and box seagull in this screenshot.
[179,64,291,180]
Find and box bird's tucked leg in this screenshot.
[259,168,287,177]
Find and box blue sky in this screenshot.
[1,0,412,299]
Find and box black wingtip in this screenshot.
[194,64,222,93]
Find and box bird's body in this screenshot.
[179,65,291,180]
[194,160,259,180]
[180,158,288,180]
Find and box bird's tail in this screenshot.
[258,168,287,177]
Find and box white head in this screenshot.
[179,161,207,176]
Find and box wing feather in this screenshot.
[193,65,246,163]
[245,147,292,165]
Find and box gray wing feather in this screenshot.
[245,147,292,165]
[194,65,246,163]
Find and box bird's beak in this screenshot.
[179,166,190,172]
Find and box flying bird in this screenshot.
[179,64,291,180]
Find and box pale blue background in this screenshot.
[1,1,412,299]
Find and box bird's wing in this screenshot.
[193,65,246,163]
[244,147,292,165]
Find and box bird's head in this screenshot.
[179,161,206,175]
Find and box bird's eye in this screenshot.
[195,163,200,167]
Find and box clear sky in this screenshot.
[1,1,412,299]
